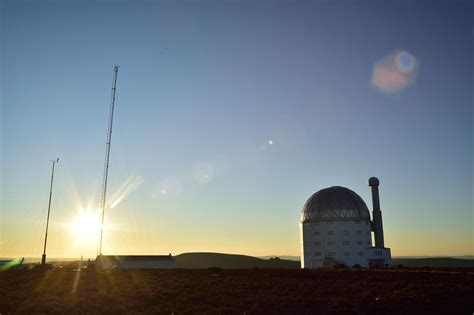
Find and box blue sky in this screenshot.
[1,0,472,258]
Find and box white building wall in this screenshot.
[366,247,392,267]
[300,223,306,268]
[302,219,372,268]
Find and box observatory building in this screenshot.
[300,177,391,268]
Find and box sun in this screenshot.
[70,208,101,243]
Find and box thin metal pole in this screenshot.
[41,158,59,265]
[98,66,119,256]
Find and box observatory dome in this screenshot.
[301,186,370,222]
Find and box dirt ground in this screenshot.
[0,268,473,314]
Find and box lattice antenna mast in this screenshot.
[98,65,119,256]
[41,158,59,265]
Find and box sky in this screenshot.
[0,0,472,260]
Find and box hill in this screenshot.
[259,255,300,261]
[174,252,300,269]
[174,253,474,269]
[392,257,474,268]
[4,254,473,269]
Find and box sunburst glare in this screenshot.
[70,208,101,243]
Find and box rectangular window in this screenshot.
[328,241,336,246]
[315,252,321,256]
[343,241,350,246]
[314,231,320,236]
[314,242,321,246]
[357,241,363,246]
[356,221,361,224]
[357,252,364,256]
[327,252,336,257]
[327,231,335,235]
[343,231,350,235]
[366,231,370,235]
[327,221,334,225]
[356,231,362,235]
[344,252,351,256]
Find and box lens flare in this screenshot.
[396,51,416,73]
[259,139,275,152]
[193,163,215,184]
[372,50,418,94]
[152,177,183,200]
[109,176,144,209]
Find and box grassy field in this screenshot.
[0,269,473,314]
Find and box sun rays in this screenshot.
[70,208,101,243]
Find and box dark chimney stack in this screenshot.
[369,177,385,248]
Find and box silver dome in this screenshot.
[301,186,370,222]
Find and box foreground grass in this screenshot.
[0,269,473,314]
